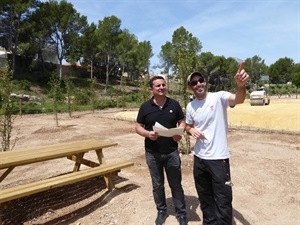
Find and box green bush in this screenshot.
[73,88,91,105]
[93,99,117,109]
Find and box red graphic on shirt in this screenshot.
[210,105,214,111]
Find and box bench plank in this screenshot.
[0,161,134,204]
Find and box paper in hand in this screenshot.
[153,122,184,137]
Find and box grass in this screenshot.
[113,98,300,134]
[228,99,300,133]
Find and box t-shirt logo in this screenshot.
[169,110,173,113]
[210,105,214,111]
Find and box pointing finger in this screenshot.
[238,61,245,73]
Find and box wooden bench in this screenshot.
[0,139,134,225]
[0,161,134,205]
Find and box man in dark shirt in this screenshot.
[135,76,187,225]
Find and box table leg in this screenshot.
[95,149,106,164]
[0,166,15,183]
[95,149,114,190]
[104,174,115,191]
[73,152,84,172]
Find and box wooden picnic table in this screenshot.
[0,139,117,179]
[0,139,134,225]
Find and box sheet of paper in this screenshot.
[153,122,167,129]
[153,122,184,137]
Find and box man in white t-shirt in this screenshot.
[185,63,249,225]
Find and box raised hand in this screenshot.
[234,62,249,87]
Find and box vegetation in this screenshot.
[0,0,153,90]
[291,72,300,98]
[0,1,299,153]
[1,1,299,86]
[0,65,16,151]
[48,74,62,126]
[64,76,76,117]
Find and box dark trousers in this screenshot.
[146,150,186,217]
[193,156,233,225]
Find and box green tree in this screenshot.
[268,57,294,84]
[115,29,139,103]
[244,55,267,85]
[40,0,88,80]
[160,26,202,154]
[160,26,202,88]
[292,72,300,98]
[138,75,151,103]
[158,41,174,74]
[0,65,15,151]
[134,41,153,77]
[226,57,247,89]
[198,52,219,76]
[95,16,122,92]
[48,74,62,126]
[0,0,40,76]
[206,56,238,92]
[89,77,98,111]
[64,77,75,117]
[171,26,202,103]
[78,22,98,79]
[116,29,139,80]
[22,1,53,72]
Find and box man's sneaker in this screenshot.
[177,215,188,225]
[155,210,167,225]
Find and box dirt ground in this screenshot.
[1,97,299,225]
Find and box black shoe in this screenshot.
[155,210,167,225]
[177,215,188,225]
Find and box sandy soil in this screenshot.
[0,98,299,225]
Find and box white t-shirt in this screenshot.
[186,91,231,160]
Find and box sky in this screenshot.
[65,0,299,74]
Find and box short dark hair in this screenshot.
[149,76,165,88]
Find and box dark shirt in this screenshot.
[136,97,184,154]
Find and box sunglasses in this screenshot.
[189,77,205,86]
